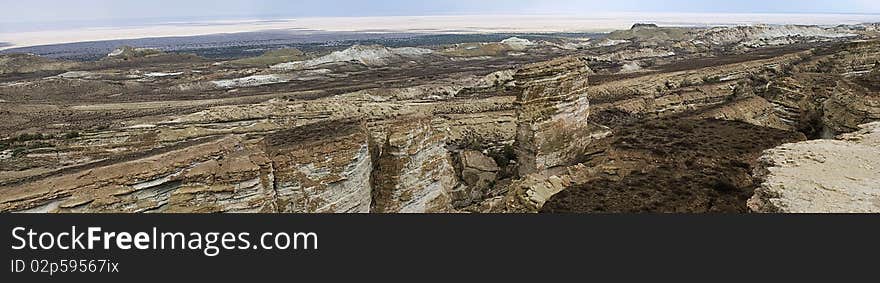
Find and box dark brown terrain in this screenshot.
[542,118,805,213]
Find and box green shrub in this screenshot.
[11,133,46,142]
[702,76,722,84]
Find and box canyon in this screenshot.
[1,23,878,213]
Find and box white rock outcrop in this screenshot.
[699,25,858,48]
[501,37,535,51]
[589,48,675,62]
[271,45,433,70]
[748,122,880,213]
[211,74,294,89]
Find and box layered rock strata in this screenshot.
[513,56,593,175]
[0,119,374,213]
[369,118,457,213]
[265,120,373,213]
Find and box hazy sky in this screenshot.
[2,0,880,24]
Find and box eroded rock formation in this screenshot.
[514,56,594,175]
[2,25,879,214]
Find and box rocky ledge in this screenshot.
[748,122,880,213]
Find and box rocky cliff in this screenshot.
[265,120,373,213]
[0,120,374,213]
[370,118,457,213]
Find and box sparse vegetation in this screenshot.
[816,59,835,73]
[228,48,308,67]
[63,132,81,139]
[8,133,47,142]
[702,75,722,83]
[440,42,511,57]
[0,133,55,157]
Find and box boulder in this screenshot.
[478,172,572,213]
[452,150,500,207]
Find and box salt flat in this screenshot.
[2,13,879,50]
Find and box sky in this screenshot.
[2,0,880,25]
